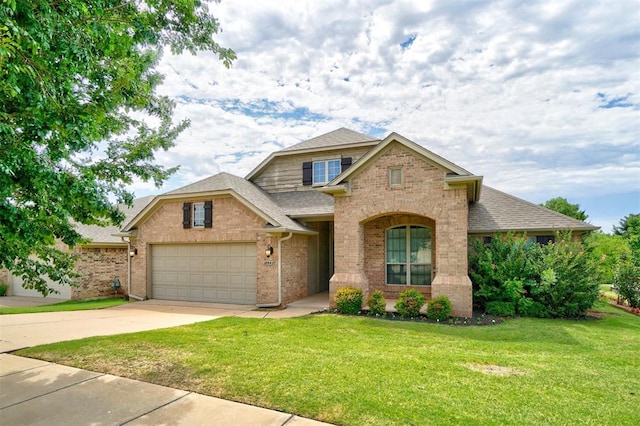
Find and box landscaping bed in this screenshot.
[317,308,505,326]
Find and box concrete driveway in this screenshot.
[0,298,332,425]
[0,299,255,353]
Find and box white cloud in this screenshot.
[134,0,640,231]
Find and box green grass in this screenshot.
[17,301,640,425]
[0,298,127,314]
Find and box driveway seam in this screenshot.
[119,391,193,425]
[0,372,105,410]
[281,414,296,425]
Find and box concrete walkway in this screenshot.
[0,296,332,425]
[0,354,329,425]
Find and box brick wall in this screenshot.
[331,143,473,316]
[280,234,308,304]
[130,195,289,304]
[72,247,128,299]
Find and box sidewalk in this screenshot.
[0,354,332,425]
[0,295,333,425]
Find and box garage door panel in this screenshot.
[151,243,256,304]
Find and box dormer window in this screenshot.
[313,159,341,184]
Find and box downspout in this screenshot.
[256,232,293,308]
[122,237,145,301]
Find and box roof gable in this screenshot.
[123,172,312,234]
[322,132,483,201]
[468,186,599,233]
[246,128,380,181]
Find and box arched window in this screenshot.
[386,225,432,285]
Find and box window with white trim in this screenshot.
[389,167,403,186]
[193,202,205,228]
[313,159,341,184]
[386,225,432,285]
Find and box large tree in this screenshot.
[0,1,235,295]
[541,197,588,221]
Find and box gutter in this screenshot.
[256,232,293,308]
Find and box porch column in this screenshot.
[329,217,368,307]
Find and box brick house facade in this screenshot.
[3,128,597,314]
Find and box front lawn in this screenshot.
[17,302,640,425]
[0,298,127,315]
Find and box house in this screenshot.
[2,128,596,315]
[118,128,596,316]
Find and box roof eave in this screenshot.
[317,184,349,195]
[445,175,483,201]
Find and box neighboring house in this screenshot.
[118,128,596,316]
[1,197,153,300]
[2,128,596,314]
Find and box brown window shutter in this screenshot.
[182,202,192,229]
[302,161,312,185]
[341,157,352,171]
[204,200,213,228]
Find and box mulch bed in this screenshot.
[315,308,505,326]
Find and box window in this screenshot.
[182,201,213,229]
[389,167,402,186]
[193,203,205,228]
[312,159,341,184]
[386,225,432,285]
[536,235,555,245]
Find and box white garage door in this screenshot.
[10,271,71,300]
[151,244,257,304]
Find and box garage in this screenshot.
[9,271,71,300]
[150,243,257,304]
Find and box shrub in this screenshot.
[426,296,451,320]
[517,297,549,318]
[0,284,7,296]
[367,290,386,316]
[614,254,640,308]
[394,289,425,318]
[531,234,599,317]
[470,232,600,318]
[486,301,516,317]
[469,233,536,310]
[334,286,363,315]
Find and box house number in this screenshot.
[263,260,275,266]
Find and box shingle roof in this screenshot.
[163,172,311,233]
[279,127,379,152]
[468,186,598,233]
[75,195,155,244]
[270,191,334,217]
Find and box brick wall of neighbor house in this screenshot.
[364,214,435,300]
[0,268,7,285]
[129,196,276,301]
[331,143,473,316]
[280,234,309,304]
[72,247,128,299]
[252,147,373,193]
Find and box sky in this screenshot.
[136,0,639,233]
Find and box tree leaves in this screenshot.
[1,1,235,295]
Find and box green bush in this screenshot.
[0,284,7,296]
[334,286,363,315]
[486,301,516,317]
[469,233,535,310]
[394,289,425,318]
[470,232,599,318]
[517,297,549,318]
[531,235,599,317]
[614,254,640,308]
[367,290,386,316]
[426,296,451,320]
